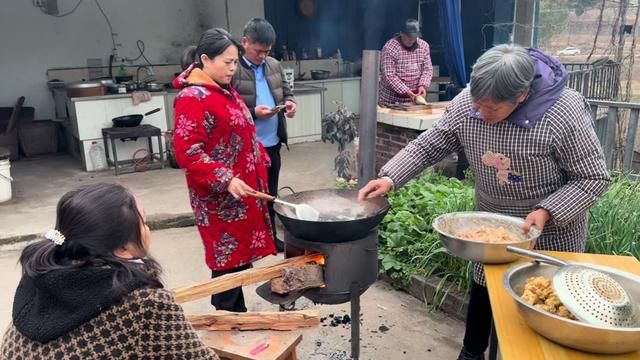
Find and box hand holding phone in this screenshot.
[271,104,287,112]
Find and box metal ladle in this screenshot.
[506,246,640,328]
[248,190,320,221]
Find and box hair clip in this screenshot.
[44,229,65,246]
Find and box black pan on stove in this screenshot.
[273,189,389,243]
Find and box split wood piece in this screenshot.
[189,309,320,331]
[271,264,324,294]
[173,253,323,304]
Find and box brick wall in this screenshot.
[375,122,423,173]
[375,122,463,178]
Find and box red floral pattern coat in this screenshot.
[173,65,276,271]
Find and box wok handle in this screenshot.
[277,186,296,196]
[246,190,276,202]
[506,246,568,267]
[144,108,162,116]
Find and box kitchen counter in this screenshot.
[67,84,326,156]
[294,77,361,115]
[293,84,324,94]
[376,102,449,131]
[66,95,167,172]
[297,76,361,84]
[375,102,450,171]
[69,91,168,102]
[286,87,322,144]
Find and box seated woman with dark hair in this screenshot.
[0,183,219,360]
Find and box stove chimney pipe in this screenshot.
[357,50,380,189]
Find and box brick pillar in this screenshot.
[375,123,423,173]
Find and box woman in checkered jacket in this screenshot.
[360,44,610,360]
[1,184,220,359]
[378,19,433,107]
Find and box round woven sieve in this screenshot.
[553,266,640,328]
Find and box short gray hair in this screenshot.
[469,44,534,103]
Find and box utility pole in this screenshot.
[615,0,630,64]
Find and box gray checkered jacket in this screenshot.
[379,88,610,285]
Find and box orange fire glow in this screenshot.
[303,251,325,265]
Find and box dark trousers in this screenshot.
[462,282,493,355]
[456,150,469,180]
[265,143,282,241]
[210,264,251,312]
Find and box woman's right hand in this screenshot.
[358,177,394,200]
[255,105,278,119]
[227,177,255,199]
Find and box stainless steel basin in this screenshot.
[432,211,540,264]
[503,261,640,354]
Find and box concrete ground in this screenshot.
[0,140,466,358]
[0,141,338,242]
[0,227,464,360]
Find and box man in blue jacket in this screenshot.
[233,18,297,252]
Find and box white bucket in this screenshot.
[0,159,12,203]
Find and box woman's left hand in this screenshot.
[284,100,297,118]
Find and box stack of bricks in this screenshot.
[375,122,424,172]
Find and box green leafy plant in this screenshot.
[322,103,358,181]
[379,172,475,301]
[586,173,640,259]
[379,171,639,310]
[334,177,358,190]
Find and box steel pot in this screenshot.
[65,81,105,98]
[310,70,331,80]
[504,261,640,354]
[273,189,389,243]
[432,212,541,264]
[145,82,165,92]
[96,78,115,86]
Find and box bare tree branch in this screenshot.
[623,1,639,101]
[588,0,607,61]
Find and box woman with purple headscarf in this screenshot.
[360,44,610,359]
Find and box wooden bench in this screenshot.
[201,330,301,360]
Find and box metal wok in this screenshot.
[274,189,389,243]
[112,108,161,127]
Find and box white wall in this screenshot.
[227,0,264,39]
[0,1,243,120]
[196,0,229,33]
[196,0,265,39]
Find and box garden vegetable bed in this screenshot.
[379,171,640,313]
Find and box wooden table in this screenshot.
[484,251,640,360]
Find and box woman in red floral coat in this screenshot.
[173,28,276,312]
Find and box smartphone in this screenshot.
[271,104,287,112]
